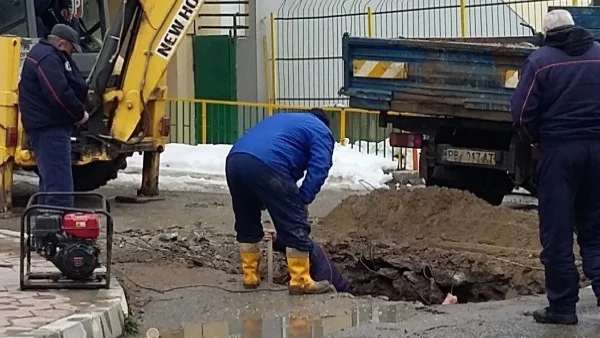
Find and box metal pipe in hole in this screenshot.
[267,238,273,284]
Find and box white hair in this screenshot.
[543,10,575,33]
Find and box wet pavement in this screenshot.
[333,287,600,338]
[142,287,600,338]
[1,183,570,338]
[155,301,415,338]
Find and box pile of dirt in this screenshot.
[315,186,539,250]
[312,187,554,304]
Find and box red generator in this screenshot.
[20,192,113,290]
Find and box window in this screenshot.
[0,0,107,52]
[75,0,106,52]
[0,0,29,36]
[80,0,102,41]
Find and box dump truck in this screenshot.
[0,0,208,211]
[340,6,600,205]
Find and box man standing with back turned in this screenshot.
[226,108,335,295]
[511,9,600,325]
[19,24,89,208]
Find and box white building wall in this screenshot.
[510,0,591,31]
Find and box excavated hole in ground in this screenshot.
[262,242,546,305]
[334,253,512,304]
[326,243,547,304]
[302,187,549,305]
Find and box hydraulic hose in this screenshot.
[86,0,138,115]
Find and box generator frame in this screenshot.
[19,192,114,290]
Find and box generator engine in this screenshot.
[33,212,102,281]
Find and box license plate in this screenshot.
[443,148,496,165]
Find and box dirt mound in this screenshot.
[310,187,554,303]
[315,186,539,250]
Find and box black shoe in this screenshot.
[533,307,578,325]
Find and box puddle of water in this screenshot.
[155,303,402,338]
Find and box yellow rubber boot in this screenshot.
[240,243,261,289]
[286,247,332,295]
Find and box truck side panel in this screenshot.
[341,36,535,122]
[550,6,600,39]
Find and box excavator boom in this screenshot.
[88,0,207,142]
[0,0,208,210]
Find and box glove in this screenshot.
[263,229,276,242]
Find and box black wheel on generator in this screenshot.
[33,155,128,191]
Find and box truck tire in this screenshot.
[471,190,505,206]
[427,165,511,206]
[32,155,128,192]
[72,156,128,191]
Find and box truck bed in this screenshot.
[340,35,536,122]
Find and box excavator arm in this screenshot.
[88,0,206,142]
[0,0,207,211]
[84,0,207,196]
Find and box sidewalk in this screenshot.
[0,230,128,338]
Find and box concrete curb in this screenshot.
[0,229,128,338]
[0,229,21,239]
[29,291,127,338]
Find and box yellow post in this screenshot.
[201,101,207,144]
[267,105,274,116]
[340,109,347,145]
[460,0,467,38]
[270,13,278,104]
[0,36,20,212]
[262,36,272,104]
[572,0,579,5]
[367,7,374,37]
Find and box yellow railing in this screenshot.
[166,98,418,170]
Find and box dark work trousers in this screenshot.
[272,239,351,292]
[225,153,314,252]
[537,142,600,315]
[27,127,74,208]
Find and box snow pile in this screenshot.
[322,143,398,189]
[343,138,417,171]
[117,142,398,191]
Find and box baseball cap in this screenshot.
[50,24,82,53]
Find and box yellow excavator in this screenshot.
[0,0,207,212]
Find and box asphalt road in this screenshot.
[332,288,600,338]
[7,180,592,338]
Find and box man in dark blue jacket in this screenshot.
[226,108,335,295]
[511,9,600,325]
[19,24,89,208]
[34,0,71,38]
